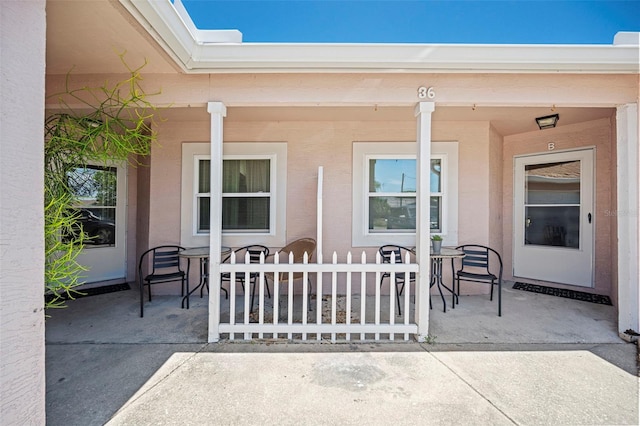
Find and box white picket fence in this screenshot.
[216,250,419,342]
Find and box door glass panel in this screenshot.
[525,161,580,204]
[67,165,117,247]
[525,206,580,248]
[524,160,580,249]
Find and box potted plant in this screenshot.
[431,235,443,254]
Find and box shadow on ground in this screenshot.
[45,287,638,426]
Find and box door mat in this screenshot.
[45,283,131,303]
[513,282,612,305]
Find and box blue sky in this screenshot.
[181,0,640,44]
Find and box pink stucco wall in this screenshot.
[140,119,210,293]
[226,119,420,258]
[503,117,616,298]
[0,0,46,423]
[142,109,620,300]
[489,125,505,251]
[431,121,502,294]
[117,73,638,108]
[434,121,493,247]
[145,111,502,294]
[608,117,618,307]
[125,163,139,282]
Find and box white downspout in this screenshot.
[415,102,435,341]
[317,166,324,264]
[207,101,226,343]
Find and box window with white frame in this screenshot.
[222,158,272,232]
[429,155,445,233]
[181,143,287,248]
[195,156,273,233]
[353,142,458,247]
[367,156,417,233]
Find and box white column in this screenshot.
[414,102,435,341]
[0,0,46,423]
[616,103,639,341]
[207,101,226,342]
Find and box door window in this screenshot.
[67,165,117,246]
[524,160,580,248]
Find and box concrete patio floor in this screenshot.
[45,283,639,425]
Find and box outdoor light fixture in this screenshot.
[535,114,559,130]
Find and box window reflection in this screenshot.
[526,161,580,204]
[369,159,416,232]
[66,165,117,246]
[369,159,416,193]
[430,159,441,193]
[369,196,416,232]
[524,160,580,248]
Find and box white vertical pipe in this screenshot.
[375,252,381,341]
[316,166,324,340]
[404,251,411,341]
[207,101,226,343]
[360,251,367,341]
[331,251,338,342]
[415,102,435,342]
[346,251,353,341]
[301,252,309,341]
[389,254,395,341]
[317,166,324,263]
[229,252,236,339]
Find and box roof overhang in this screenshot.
[120,0,639,74]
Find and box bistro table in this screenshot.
[180,246,231,309]
[430,247,465,312]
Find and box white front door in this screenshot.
[68,163,127,284]
[513,149,594,287]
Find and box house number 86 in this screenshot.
[418,86,435,99]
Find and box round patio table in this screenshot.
[180,246,231,309]
[430,247,465,312]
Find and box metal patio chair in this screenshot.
[379,245,415,316]
[138,245,186,317]
[221,245,270,313]
[452,244,503,316]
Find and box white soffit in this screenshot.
[121,0,640,74]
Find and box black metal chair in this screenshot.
[138,245,186,317]
[221,245,270,313]
[379,245,415,316]
[452,244,503,316]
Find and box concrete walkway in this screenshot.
[45,289,639,425]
